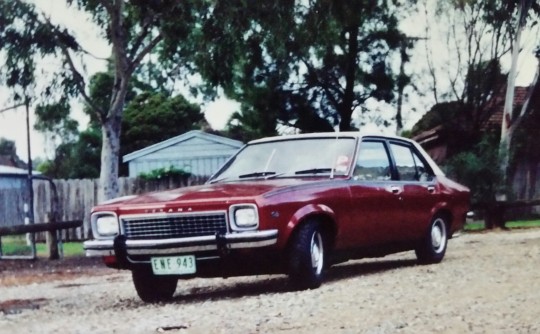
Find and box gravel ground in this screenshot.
[1,229,539,334]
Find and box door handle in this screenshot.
[390,186,401,194]
[427,186,436,194]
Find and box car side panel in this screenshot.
[344,180,404,248]
[399,181,444,241]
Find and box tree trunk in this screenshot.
[484,203,506,230]
[97,0,131,202]
[99,117,122,202]
[499,0,531,187]
[396,46,406,136]
[339,25,359,132]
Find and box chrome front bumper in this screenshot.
[83,229,279,257]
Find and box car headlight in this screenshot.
[229,204,259,230]
[92,213,119,238]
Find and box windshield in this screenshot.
[210,137,356,182]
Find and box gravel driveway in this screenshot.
[1,229,539,333]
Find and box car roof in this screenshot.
[248,132,413,144]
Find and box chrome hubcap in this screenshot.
[311,232,324,274]
[431,218,447,253]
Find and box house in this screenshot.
[412,85,540,204]
[412,86,530,164]
[123,130,244,178]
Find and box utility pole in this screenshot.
[25,98,36,257]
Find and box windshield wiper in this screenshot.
[294,168,333,175]
[238,171,277,179]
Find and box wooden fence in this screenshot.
[14,176,206,241]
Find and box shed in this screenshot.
[123,130,244,177]
[0,165,35,189]
[0,166,40,227]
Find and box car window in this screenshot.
[211,137,356,181]
[354,141,391,181]
[390,143,432,182]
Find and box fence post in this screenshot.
[46,212,60,260]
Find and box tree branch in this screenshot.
[41,14,106,119]
[0,103,25,113]
[128,19,155,60]
[422,1,438,104]
[128,33,163,74]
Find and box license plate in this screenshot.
[151,255,196,275]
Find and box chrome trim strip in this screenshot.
[84,239,115,249]
[83,230,278,257]
[85,249,114,257]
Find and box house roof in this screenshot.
[0,165,40,176]
[0,155,16,167]
[123,130,244,163]
[483,86,530,130]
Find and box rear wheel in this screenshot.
[415,215,448,264]
[132,268,177,303]
[288,220,326,289]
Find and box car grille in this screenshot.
[121,212,228,240]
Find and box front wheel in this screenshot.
[415,215,448,264]
[288,220,326,290]
[132,268,177,303]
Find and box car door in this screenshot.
[387,141,441,241]
[344,140,404,248]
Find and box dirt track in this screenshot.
[1,229,539,333]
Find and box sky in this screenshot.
[0,1,538,162]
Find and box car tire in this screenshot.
[415,215,448,264]
[132,268,177,303]
[288,220,325,290]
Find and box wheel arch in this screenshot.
[433,208,453,237]
[284,205,338,253]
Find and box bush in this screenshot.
[444,134,502,206]
[138,166,191,181]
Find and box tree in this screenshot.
[1,0,205,201]
[0,138,26,169]
[498,0,539,192]
[0,138,17,156]
[34,99,79,156]
[194,0,414,134]
[37,126,101,179]
[422,1,513,106]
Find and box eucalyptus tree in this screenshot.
[192,0,414,134]
[0,0,206,201]
[497,0,539,190]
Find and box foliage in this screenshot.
[138,166,191,181]
[0,138,26,168]
[444,134,502,205]
[0,138,17,156]
[194,0,415,133]
[121,91,205,159]
[34,99,79,154]
[37,126,101,179]
[1,0,210,200]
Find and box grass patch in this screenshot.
[505,220,540,229]
[464,221,485,231]
[464,219,540,231]
[1,235,84,257]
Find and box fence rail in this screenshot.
[1,176,206,241]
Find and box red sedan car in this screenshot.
[84,133,470,302]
